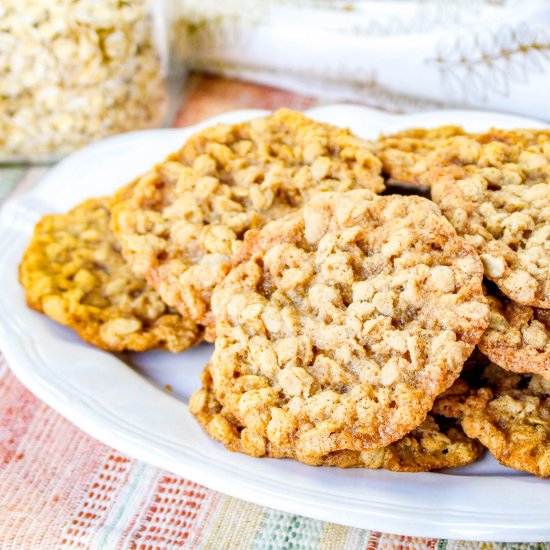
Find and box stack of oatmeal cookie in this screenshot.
[20,110,550,476]
[374,127,550,476]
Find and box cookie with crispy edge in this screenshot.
[111,109,383,339]
[20,196,202,352]
[434,360,550,477]
[370,126,466,187]
[479,285,550,378]
[428,129,550,308]
[208,190,488,464]
[190,365,483,470]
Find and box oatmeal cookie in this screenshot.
[111,109,383,337]
[20,197,202,352]
[479,285,550,378]
[208,190,488,463]
[428,129,550,308]
[190,366,483,471]
[434,362,550,477]
[371,126,466,186]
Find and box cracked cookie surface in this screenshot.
[208,190,488,463]
[20,197,202,352]
[479,285,550,378]
[428,129,550,308]
[112,109,383,337]
[190,365,483,470]
[434,361,550,477]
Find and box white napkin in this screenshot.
[173,0,550,121]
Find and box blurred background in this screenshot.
[1,0,549,163]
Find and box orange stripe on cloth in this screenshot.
[374,533,440,549]
[128,475,220,549]
[366,531,383,549]
[0,367,40,465]
[60,452,136,547]
[0,374,108,548]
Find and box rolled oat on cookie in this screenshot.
[190,364,483,471]
[206,190,489,464]
[19,197,202,352]
[111,109,383,339]
[479,284,550,379]
[428,129,550,308]
[370,125,466,187]
[435,359,550,478]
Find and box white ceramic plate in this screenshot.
[1,106,549,542]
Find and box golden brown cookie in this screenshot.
[111,109,383,338]
[428,129,550,308]
[208,190,489,464]
[435,361,550,477]
[371,126,466,187]
[479,285,550,378]
[190,365,483,471]
[20,197,202,352]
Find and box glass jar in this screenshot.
[0,0,170,163]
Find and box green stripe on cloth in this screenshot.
[253,509,325,550]
[0,165,27,201]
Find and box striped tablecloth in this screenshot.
[0,74,545,550]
